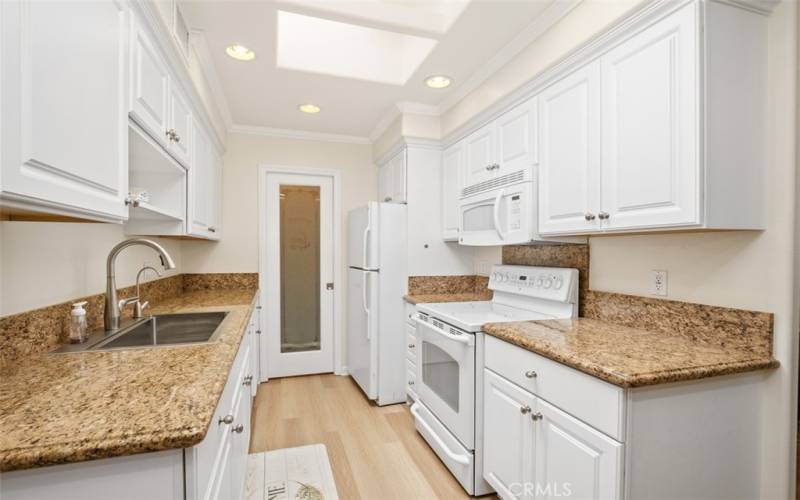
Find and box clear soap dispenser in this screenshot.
[69,301,89,344]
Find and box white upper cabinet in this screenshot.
[463,125,495,188]
[0,0,129,222]
[441,142,463,241]
[463,98,537,189]
[537,0,767,235]
[186,125,221,240]
[600,2,697,231]
[534,398,623,500]
[130,16,169,145]
[167,83,193,167]
[538,62,601,235]
[378,148,406,204]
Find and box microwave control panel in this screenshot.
[508,194,522,231]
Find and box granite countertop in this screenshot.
[482,317,779,388]
[403,292,492,305]
[0,288,257,472]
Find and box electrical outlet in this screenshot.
[651,270,668,296]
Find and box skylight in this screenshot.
[276,10,439,86]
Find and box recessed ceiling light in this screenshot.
[225,44,255,61]
[298,103,321,114]
[425,75,452,89]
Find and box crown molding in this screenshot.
[710,0,780,15]
[229,124,371,145]
[435,0,584,116]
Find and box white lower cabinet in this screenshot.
[405,302,418,401]
[483,335,766,500]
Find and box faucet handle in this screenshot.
[134,300,150,319]
[118,297,139,310]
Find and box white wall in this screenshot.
[0,223,183,316]
[436,0,798,497]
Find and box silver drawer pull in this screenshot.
[218,414,233,425]
[232,424,244,433]
[531,412,543,422]
[520,405,531,415]
[525,370,538,379]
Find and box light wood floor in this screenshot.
[249,374,497,500]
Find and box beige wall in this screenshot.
[438,0,798,496]
[182,132,376,273]
[0,223,183,317]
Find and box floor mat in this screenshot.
[246,444,340,500]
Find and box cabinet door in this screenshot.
[392,149,407,203]
[130,15,169,145]
[496,97,537,177]
[188,126,211,237]
[600,2,697,231]
[534,398,623,500]
[441,142,463,240]
[0,0,129,221]
[483,370,536,499]
[168,84,193,167]
[378,161,393,202]
[463,124,496,188]
[208,148,223,239]
[229,357,252,500]
[537,62,601,235]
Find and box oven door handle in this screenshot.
[415,315,473,346]
[492,189,505,240]
[410,403,470,465]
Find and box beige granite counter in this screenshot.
[482,317,779,388]
[0,288,257,472]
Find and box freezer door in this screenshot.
[347,203,379,270]
[347,267,378,399]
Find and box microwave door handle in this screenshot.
[492,189,505,240]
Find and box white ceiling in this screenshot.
[181,0,561,139]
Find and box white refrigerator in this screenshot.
[347,202,407,406]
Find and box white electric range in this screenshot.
[410,265,579,496]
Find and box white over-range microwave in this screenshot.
[458,176,584,246]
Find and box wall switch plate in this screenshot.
[651,270,668,296]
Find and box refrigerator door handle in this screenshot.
[362,272,370,339]
[362,209,371,270]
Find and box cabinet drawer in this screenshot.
[406,359,417,400]
[404,302,417,325]
[406,323,417,362]
[484,335,625,440]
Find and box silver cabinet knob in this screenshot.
[598,212,610,220]
[256,329,262,335]
[408,380,415,386]
[584,213,596,221]
[531,412,543,422]
[173,132,181,143]
[166,129,176,141]
[218,414,234,425]
[232,424,244,434]
[525,370,538,379]
[408,344,415,349]
[520,405,532,415]
[384,197,392,202]
[243,375,253,386]
[208,227,216,233]
[493,163,500,170]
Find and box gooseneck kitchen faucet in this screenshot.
[104,238,176,331]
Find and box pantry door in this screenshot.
[261,170,335,378]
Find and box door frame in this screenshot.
[257,165,344,380]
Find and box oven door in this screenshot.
[415,317,475,449]
[459,182,533,246]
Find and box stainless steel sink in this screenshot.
[55,312,229,353]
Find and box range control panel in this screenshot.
[488,265,578,303]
